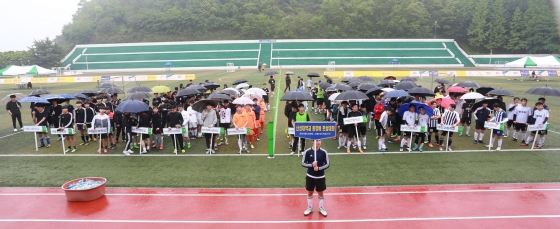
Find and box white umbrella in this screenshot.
[235,83,250,89]
[460,92,484,100]
[381,88,395,92]
[245,88,267,96]
[222,88,240,95]
[242,92,262,101]
[328,93,341,101]
[232,97,254,105]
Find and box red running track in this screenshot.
[1,183,560,229]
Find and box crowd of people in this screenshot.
[285,78,551,153]
[7,79,275,155]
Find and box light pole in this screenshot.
[434,21,437,39]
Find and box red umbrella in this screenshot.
[428,97,456,108]
[447,86,468,93]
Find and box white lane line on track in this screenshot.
[2,188,560,197]
[1,215,560,224]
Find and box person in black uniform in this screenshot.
[84,102,96,142]
[346,104,364,154]
[74,101,89,146]
[121,112,133,155]
[284,75,291,92]
[302,139,329,217]
[167,105,185,154]
[33,103,51,148]
[51,100,62,141]
[5,94,23,131]
[59,106,76,153]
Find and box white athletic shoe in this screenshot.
[484,145,493,148]
[122,150,130,156]
[13,128,17,132]
[496,147,501,151]
[141,149,147,154]
[304,207,313,216]
[363,145,367,150]
[127,149,134,154]
[290,151,295,155]
[318,207,328,217]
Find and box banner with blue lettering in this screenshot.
[294,122,337,140]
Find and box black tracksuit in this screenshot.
[167,111,184,150]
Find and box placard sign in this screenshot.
[131,127,152,134]
[163,127,186,135]
[343,115,367,125]
[436,124,462,133]
[288,128,295,135]
[201,127,224,134]
[23,126,47,133]
[88,128,108,134]
[400,125,426,133]
[51,128,74,135]
[294,122,337,140]
[227,128,251,135]
[484,122,505,130]
[528,123,550,131]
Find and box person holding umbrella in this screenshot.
[6,94,23,131]
[473,101,491,145]
[346,103,364,154]
[268,76,276,98]
[33,103,51,148]
[284,75,291,92]
[167,105,185,154]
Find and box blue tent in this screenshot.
[164,62,173,67]
[390,58,399,63]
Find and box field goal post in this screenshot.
[327,61,336,71]
[226,63,235,72]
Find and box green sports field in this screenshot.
[1,69,559,187]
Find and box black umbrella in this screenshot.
[348,81,361,88]
[488,89,514,97]
[126,92,151,100]
[281,89,314,101]
[192,99,219,112]
[357,83,379,91]
[395,81,417,91]
[526,86,560,97]
[102,87,125,94]
[208,92,231,101]
[73,93,89,100]
[357,76,374,82]
[365,88,383,96]
[219,89,239,96]
[325,86,338,92]
[408,87,435,97]
[307,72,320,77]
[128,86,152,93]
[96,83,118,88]
[335,91,369,101]
[457,81,481,88]
[472,99,501,111]
[401,77,418,82]
[29,89,50,96]
[324,75,333,83]
[378,80,396,87]
[189,85,207,92]
[80,89,99,97]
[334,84,352,91]
[341,77,352,83]
[177,87,201,97]
[319,82,331,89]
[264,71,279,76]
[115,100,150,113]
[232,79,248,85]
[203,82,221,90]
[476,86,495,96]
[434,78,451,85]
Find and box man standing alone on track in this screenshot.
[302,139,329,217]
[6,94,23,131]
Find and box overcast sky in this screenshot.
[0,0,79,52]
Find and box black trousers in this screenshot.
[205,133,213,148]
[173,134,184,150]
[292,137,306,152]
[124,132,132,151]
[11,113,22,128]
[284,83,291,92]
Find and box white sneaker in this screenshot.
[318,207,328,217]
[496,147,501,151]
[484,145,493,148]
[127,149,134,154]
[303,207,313,216]
[447,147,453,151]
[13,128,17,132]
[122,151,130,156]
[141,149,147,154]
[290,151,295,155]
[363,145,367,150]
[20,128,24,131]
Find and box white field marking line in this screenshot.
[548,130,560,135]
[2,148,560,157]
[1,215,560,224]
[3,188,560,197]
[0,132,22,139]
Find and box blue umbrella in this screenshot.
[20,97,50,104]
[398,102,434,116]
[384,90,410,98]
[115,100,150,113]
[73,93,89,100]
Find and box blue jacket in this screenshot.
[302,147,330,179]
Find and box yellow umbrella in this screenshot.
[151,85,171,93]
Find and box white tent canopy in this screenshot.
[505,55,560,68]
[0,65,56,76]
